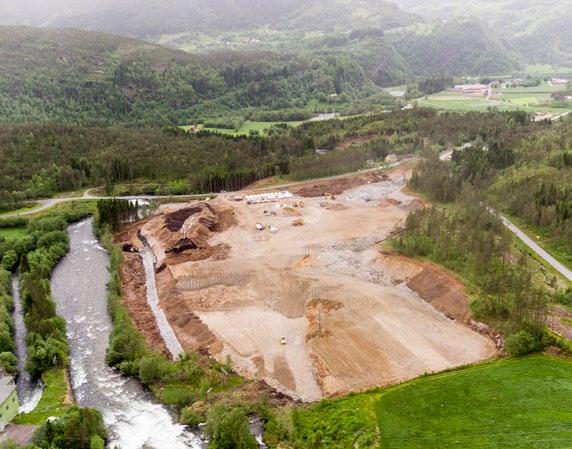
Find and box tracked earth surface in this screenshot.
[118,168,497,402]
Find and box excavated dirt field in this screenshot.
[121,168,496,401]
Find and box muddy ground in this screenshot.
[119,167,497,401]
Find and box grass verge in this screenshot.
[507,214,572,272]
[0,203,40,217]
[14,368,71,425]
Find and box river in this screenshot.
[50,219,204,449]
[12,274,44,413]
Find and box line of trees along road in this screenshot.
[401,115,572,354]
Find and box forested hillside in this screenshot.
[487,121,572,267]
[394,0,572,67]
[0,0,566,78]
[0,0,419,38]
[0,19,523,127]
[0,26,389,126]
[0,108,556,203]
[388,18,521,77]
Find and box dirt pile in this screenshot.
[120,252,170,356]
[292,172,389,197]
[140,201,235,267]
[407,266,472,322]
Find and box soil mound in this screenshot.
[407,266,471,322]
[143,201,236,265]
[293,172,389,197]
[120,252,170,356]
[165,206,203,232]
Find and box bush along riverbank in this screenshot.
[0,204,108,446]
[0,268,17,375]
[96,198,286,448]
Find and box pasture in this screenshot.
[419,82,570,114]
[292,356,572,449]
[182,120,303,136]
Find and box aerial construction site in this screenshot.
[118,165,497,402]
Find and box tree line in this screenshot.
[393,187,548,356]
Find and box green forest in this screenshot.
[0,19,525,128]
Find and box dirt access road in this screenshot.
[124,166,496,402]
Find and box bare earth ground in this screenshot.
[549,305,572,340]
[121,168,496,402]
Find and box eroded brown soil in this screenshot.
[120,251,170,356]
[119,168,496,402]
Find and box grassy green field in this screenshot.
[14,368,71,425]
[182,120,303,136]
[419,83,571,114]
[0,202,39,217]
[0,227,27,240]
[292,356,572,449]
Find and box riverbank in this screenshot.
[53,219,204,448]
[3,206,107,447]
[14,369,70,425]
[103,226,285,431]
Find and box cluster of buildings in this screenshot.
[451,84,489,95]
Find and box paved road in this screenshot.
[9,160,568,282]
[4,159,411,218]
[490,209,572,282]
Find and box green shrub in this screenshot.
[205,405,258,449]
[36,230,68,249]
[0,352,17,374]
[33,406,107,449]
[28,216,67,233]
[505,330,543,357]
[158,385,196,408]
[90,435,105,449]
[1,250,18,271]
[180,407,203,427]
[138,355,172,384]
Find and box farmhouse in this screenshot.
[550,78,568,85]
[533,112,554,123]
[0,375,18,432]
[451,84,488,95]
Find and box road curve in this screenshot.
[7,160,569,282]
[4,159,411,219]
[492,210,572,282]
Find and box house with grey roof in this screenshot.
[0,376,19,432]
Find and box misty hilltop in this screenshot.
[0,0,568,67]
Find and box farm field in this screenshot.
[181,120,303,136]
[292,355,572,449]
[419,83,571,113]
